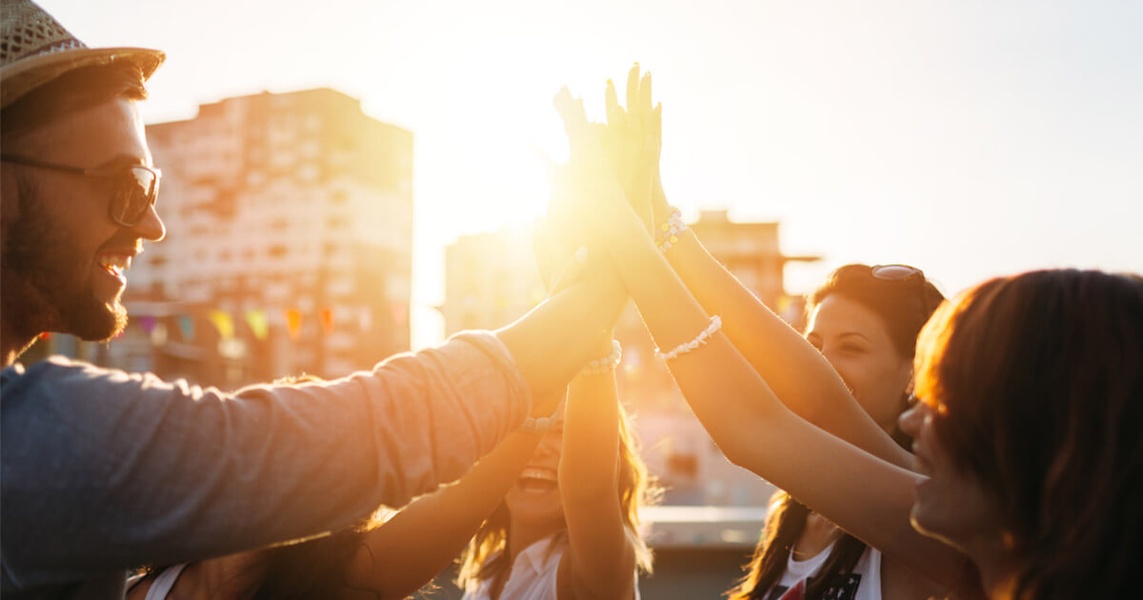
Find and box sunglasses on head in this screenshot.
[834,263,931,315]
[1,154,161,227]
[871,264,925,283]
[872,263,933,315]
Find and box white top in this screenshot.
[769,542,881,600]
[461,534,640,600]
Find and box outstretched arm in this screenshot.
[554,95,970,590]
[557,337,638,599]
[661,230,914,469]
[342,427,544,599]
[602,66,912,470]
[496,264,627,418]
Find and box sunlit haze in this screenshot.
[41,0,1143,348]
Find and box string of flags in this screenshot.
[130,303,407,344]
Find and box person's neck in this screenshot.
[1,320,38,367]
[505,519,562,563]
[793,511,841,560]
[977,557,1020,599]
[963,535,1019,599]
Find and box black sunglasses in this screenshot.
[1,154,161,227]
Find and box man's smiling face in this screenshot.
[2,95,165,342]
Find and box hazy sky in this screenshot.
[40,0,1143,347]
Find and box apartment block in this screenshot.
[116,88,414,387]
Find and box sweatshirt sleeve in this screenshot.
[0,330,531,587]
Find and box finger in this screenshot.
[553,88,589,140]
[640,72,654,118]
[652,102,663,147]
[605,79,623,126]
[626,63,640,112]
[553,87,577,135]
[554,87,586,126]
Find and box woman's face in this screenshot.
[504,428,566,533]
[805,294,915,433]
[899,402,1004,556]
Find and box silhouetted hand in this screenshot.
[551,85,645,257]
[603,64,669,233]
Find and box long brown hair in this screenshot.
[456,401,658,591]
[914,269,1143,599]
[728,263,944,600]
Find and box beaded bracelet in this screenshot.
[654,315,722,361]
[655,207,686,253]
[580,340,623,376]
[520,399,565,433]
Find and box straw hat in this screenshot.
[0,0,164,108]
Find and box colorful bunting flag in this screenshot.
[285,308,303,341]
[207,310,235,340]
[137,316,158,334]
[177,315,195,342]
[245,309,269,340]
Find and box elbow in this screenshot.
[717,438,764,476]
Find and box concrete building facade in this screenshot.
[115,88,415,387]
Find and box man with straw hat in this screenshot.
[0,1,626,597]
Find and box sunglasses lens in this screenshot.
[872,264,922,281]
[111,167,158,225]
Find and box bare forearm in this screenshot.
[350,432,541,599]
[496,266,627,416]
[666,230,913,469]
[560,367,620,505]
[606,226,788,463]
[560,366,635,598]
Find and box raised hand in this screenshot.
[603,64,668,233]
[550,86,643,253]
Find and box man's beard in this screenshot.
[3,177,127,342]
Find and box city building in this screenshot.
[439,223,547,336]
[106,88,414,387]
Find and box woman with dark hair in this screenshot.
[571,66,951,598]
[557,67,1143,599]
[454,383,656,599]
[728,264,946,600]
[900,269,1143,599]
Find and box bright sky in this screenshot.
[41,0,1143,348]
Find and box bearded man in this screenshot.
[0,2,625,598]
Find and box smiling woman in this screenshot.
[727,263,945,600]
